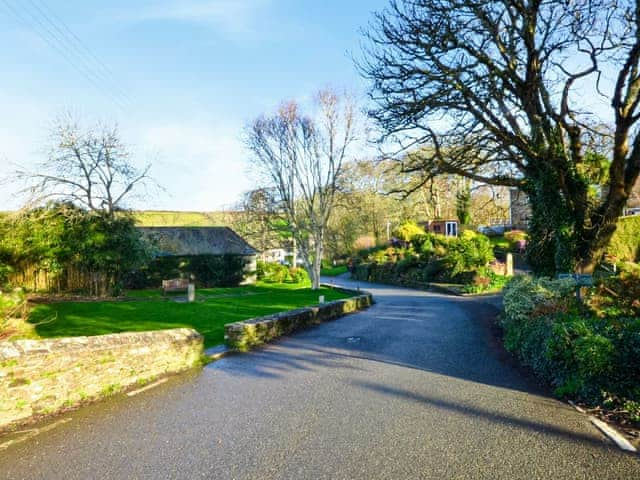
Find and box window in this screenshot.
[445,221,458,237]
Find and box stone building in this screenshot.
[509,189,532,230]
[137,227,258,284]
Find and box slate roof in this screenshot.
[137,227,257,256]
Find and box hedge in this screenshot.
[502,275,640,420]
[124,254,250,289]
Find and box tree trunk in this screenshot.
[291,235,297,269]
[309,230,325,290]
[524,169,577,276]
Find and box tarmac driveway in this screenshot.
[0,278,638,479]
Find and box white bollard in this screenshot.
[319,295,325,304]
[187,283,196,303]
[506,253,514,276]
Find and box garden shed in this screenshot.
[424,219,459,237]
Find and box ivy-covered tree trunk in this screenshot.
[524,155,614,276]
[455,183,472,226]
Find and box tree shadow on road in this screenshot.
[350,380,635,455]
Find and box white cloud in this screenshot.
[128,0,270,36]
[138,123,252,210]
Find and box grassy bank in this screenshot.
[320,265,348,277]
[28,283,351,348]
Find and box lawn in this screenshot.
[28,283,351,348]
[320,265,348,277]
[489,235,511,250]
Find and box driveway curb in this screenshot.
[568,400,637,453]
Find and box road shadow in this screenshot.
[351,380,632,453]
[210,278,545,399]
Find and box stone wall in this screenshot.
[225,293,373,351]
[0,328,203,431]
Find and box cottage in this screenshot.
[137,227,258,285]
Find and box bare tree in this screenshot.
[362,0,640,274]
[14,116,152,216]
[245,90,357,289]
[233,188,289,255]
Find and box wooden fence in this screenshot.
[8,265,115,296]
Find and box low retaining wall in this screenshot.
[0,328,203,431]
[224,293,373,351]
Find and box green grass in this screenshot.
[28,283,351,348]
[320,265,348,277]
[132,210,234,227]
[489,236,510,249]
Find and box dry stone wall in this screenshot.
[225,293,373,351]
[0,328,203,431]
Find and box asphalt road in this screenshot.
[1,278,638,479]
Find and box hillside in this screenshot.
[132,210,240,227]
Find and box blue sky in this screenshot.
[0,0,387,211]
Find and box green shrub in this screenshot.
[352,231,496,286]
[256,261,309,284]
[462,269,509,294]
[608,215,640,262]
[588,269,640,317]
[256,261,288,283]
[442,233,494,278]
[353,264,371,281]
[410,233,429,251]
[502,276,576,325]
[288,267,309,284]
[393,221,426,242]
[1,204,150,295]
[546,317,615,397]
[396,254,419,273]
[502,275,640,414]
[0,262,11,288]
[1,288,26,335]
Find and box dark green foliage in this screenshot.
[0,262,11,288]
[409,233,430,251]
[456,185,472,225]
[0,203,150,296]
[589,268,640,318]
[502,275,640,418]
[125,254,249,289]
